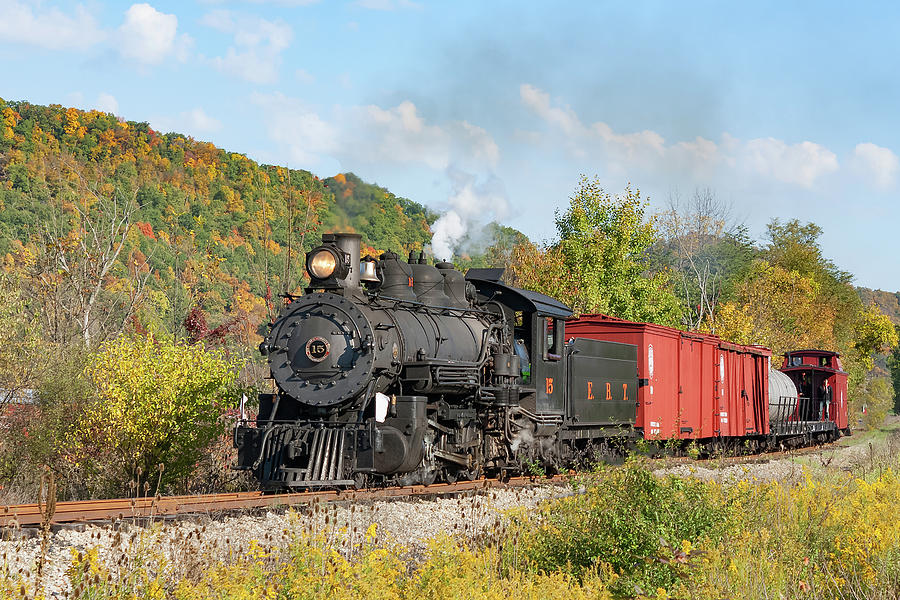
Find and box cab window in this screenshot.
[542,317,563,361]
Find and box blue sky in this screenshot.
[1,1,898,289]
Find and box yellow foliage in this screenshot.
[64,107,81,137]
[78,334,241,489]
[711,260,836,357]
[1,106,18,138]
[266,239,282,255]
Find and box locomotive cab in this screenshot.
[464,270,572,414]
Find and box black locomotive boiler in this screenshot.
[234,232,638,488]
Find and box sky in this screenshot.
[1,1,898,289]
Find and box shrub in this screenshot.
[78,334,242,495]
[0,350,97,501]
[511,460,727,595]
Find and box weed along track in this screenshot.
[0,475,569,528]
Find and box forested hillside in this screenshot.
[859,288,900,324]
[0,99,455,347]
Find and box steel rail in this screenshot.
[1,475,569,527]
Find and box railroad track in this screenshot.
[656,438,845,468]
[1,475,569,527]
[1,440,847,528]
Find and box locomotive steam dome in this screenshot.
[266,291,375,407]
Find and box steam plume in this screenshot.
[430,170,508,260]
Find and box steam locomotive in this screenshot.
[234,232,849,489]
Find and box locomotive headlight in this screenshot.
[308,249,338,279]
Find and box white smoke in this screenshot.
[430,211,466,261]
[430,170,508,261]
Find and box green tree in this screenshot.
[512,177,682,325]
[852,305,899,371]
[711,260,834,355]
[889,325,900,414]
[856,376,895,430]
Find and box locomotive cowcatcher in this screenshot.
[234,232,849,489]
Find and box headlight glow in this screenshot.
[308,249,338,279]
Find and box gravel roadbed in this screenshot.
[1,485,562,598]
[654,427,900,483]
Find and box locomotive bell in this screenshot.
[360,259,379,283]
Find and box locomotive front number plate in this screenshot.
[305,336,331,362]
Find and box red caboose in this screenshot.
[566,315,771,443]
[779,350,850,433]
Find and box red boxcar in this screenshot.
[566,314,771,441]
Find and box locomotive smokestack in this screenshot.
[331,233,362,290]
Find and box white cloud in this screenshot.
[117,3,190,64]
[151,107,223,136]
[185,108,222,133]
[295,68,315,84]
[520,84,582,136]
[0,1,104,50]
[202,10,292,84]
[250,93,500,177]
[851,142,899,190]
[249,92,338,166]
[520,82,840,189]
[342,100,499,170]
[95,93,119,115]
[743,138,838,188]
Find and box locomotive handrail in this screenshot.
[368,294,499,317]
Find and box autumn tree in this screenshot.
[20,169,149,347]
[711,260,834,354]
[511,177,681,325]
[655,188,753,330]
[0,273,44,408]
[855,377,895,430]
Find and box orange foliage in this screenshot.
[135,221,156,240]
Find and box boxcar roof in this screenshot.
[569,313,771,357]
